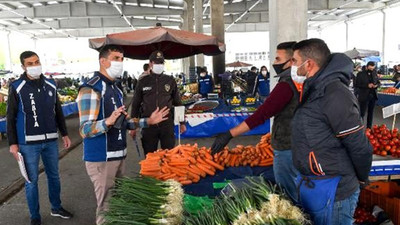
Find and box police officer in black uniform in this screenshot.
[130,50,186,154]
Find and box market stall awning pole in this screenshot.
[392,114,396,131]
[381,9,386,65]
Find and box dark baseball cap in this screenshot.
[149,50,165,63]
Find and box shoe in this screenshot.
[50,207,73,219]
[30,219,41,225]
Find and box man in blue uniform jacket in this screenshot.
[198,67,214,97]
[7,51,73,225]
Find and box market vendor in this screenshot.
[198,67,214,97]
[211,41,301,203]
[77,45,170,225]
[291,39,372,225]
[252,65,270,102]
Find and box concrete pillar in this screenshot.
[210,0,225,82]
[269,0,307,128]
[187,0,195,70]
[269,0,307,89]
[5,32,12,71]
[381,10,386,65]
[194,0,204,67]
[181,2,190,78]
[33,38,38,51]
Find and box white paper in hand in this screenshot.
[17,153,31,183]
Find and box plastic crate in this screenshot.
[359,181,400,224]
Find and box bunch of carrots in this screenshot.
[140,144,224,185]
[139,133,274,185]
[213,133,274,167]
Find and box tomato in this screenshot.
[390,141,395,146]
[370,139,376,145]
[396,149,400,155]
[388,134,392,139]
[390,148,396,155]
[377,134,383,138]
[393,128,399,133]
[393,138,399,143]
[373,125,378,129]
[385,145,391,151]
[381,151,388,156]
[369,135,375,139]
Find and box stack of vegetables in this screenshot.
[58,87,78,104]
[366,124,400,157]
[353,206,377,224]
[105,176,184,225]
[140,144,224,185]
[213,133,274,167]
[140,133,274,185]
[0,102,6,117]
[380,87,400,95]
[184,177,308,225]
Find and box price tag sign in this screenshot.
[174,106,185,125]
[382,103,400,119]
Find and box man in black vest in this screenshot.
[211,42,300,202]
[355,61,380,129]
[7,51,73,225]
[291,39,372,225]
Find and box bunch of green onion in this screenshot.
[104,176,184,225]
[184,177,309,225]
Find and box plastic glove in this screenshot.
[211,131,233,154]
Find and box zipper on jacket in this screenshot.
[156,75,159,127]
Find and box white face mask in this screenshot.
[200,72,206,77]
[261,71,267,76]
[291,61,308,84]
[106,61,123,79]
[26,65,42,79]
[152,64,164,74]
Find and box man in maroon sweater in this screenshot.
[212,41,300,202]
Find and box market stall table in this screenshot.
[370,155,400,176]
[376,93,400,107]
[175,99,269,138]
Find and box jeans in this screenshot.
[19,140,62,220]
[331,188,360,225]
[273,149,299,202]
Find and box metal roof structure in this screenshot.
[0,0,399,39]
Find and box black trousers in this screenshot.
[141,122,175,155]
[359,95,376,129]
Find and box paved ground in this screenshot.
[0,92,398,225]
[0,129,260,225]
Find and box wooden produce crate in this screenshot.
[359,181,400,224]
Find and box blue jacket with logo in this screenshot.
[7,73,67,145]
[253,74,270,96]
[80,72,127,162]
[198,75,214,97]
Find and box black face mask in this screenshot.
[273,59,290,74]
